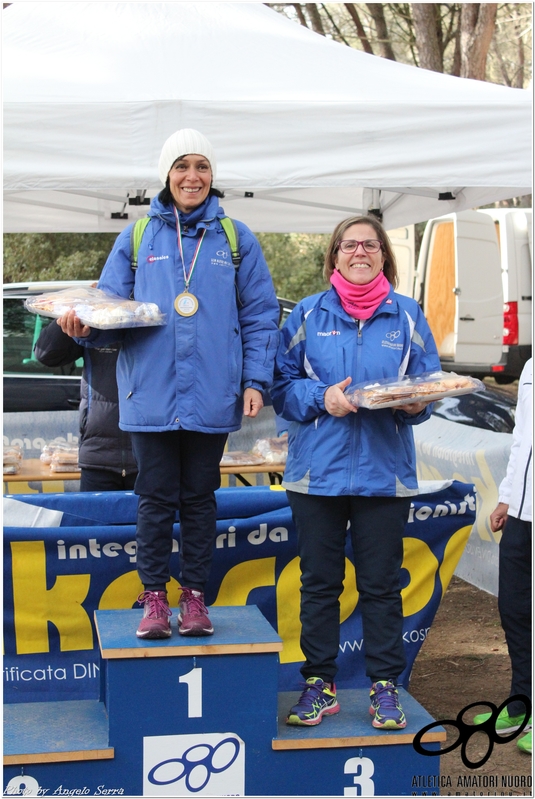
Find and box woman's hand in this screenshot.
[324,377,357,417]
[243,387,264,418]
[57,310,91,338]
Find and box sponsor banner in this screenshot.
[3,482,475,703]
[414,416,512,595]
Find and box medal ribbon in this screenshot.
[174,206,206,292]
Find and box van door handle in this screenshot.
[452,287,461,295]
[459,315,475,321]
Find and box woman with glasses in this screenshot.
[271,215,440,731]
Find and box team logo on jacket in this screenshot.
[383,329,403,350]
[317,330,341,337]
[147,254,169,262]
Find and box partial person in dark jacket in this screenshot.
[34,320,137,492]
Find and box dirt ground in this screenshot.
[410,575,532,796]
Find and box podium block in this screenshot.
[4,605,444,796]
[96,605,283,797]
[270,689,444,796]
[3,700,113,765]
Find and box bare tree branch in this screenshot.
[344,3,375,55]
[268,3,529,87]
[321,4,352,47]
[492,34,512,86]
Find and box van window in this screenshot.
[3,298,83,377]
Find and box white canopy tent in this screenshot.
[3,2,531,234]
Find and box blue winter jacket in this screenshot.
[78,194,280,433]
[271,285,440,497]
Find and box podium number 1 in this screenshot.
[179,666,203,717]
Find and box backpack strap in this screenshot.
[130,216,240,270]
[130,214,243,306]
[130,217,151,271]
[220,217,241,267]
[220,216,243,308]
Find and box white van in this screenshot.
[399,208,532,383]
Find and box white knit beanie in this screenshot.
[158,129,217,184]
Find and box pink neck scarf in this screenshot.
[330,269,390,320]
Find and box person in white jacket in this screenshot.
[473,357,532,754]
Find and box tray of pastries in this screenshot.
[26,287,166,329]
[345,371,484,410]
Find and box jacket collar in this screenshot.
[322,284,399,321]
[149,193,224,232]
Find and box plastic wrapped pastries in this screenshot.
[25,287,166,330]
[252,435,288,464]
[4,444,23,475]
[344,371,484,410]
[40,441,79,472]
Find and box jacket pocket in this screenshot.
[229,326,243,395]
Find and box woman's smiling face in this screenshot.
[168,154,212,213]
[334,223,385,285]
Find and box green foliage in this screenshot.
[257,232,330,302]
[3,231,330,303]
[3,233,117,284]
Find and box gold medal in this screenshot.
[174,292,199,317]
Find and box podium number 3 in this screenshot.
[179,666,203,717]
[344,756,375,796]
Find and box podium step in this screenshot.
[95,604,283,658]
[273,688,446,749]
[3,700,113,765]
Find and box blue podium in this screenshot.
[4,605,445,796]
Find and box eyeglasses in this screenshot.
[338,239,382,254]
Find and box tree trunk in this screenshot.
[514,10,525,88]
[292,3,308,28]
[365,3,397,61]
[305,3,326,36]
[344,3,374,55]
[451,15,462,78]
[411,4,443,72]
[460,3,498,80]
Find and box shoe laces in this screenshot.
[181,588,208,616]
[372,681,399,709]
[297,679,328,708]
[137,590,172,619]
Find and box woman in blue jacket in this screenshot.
[272,215,440,730]
[59,129,280,640]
